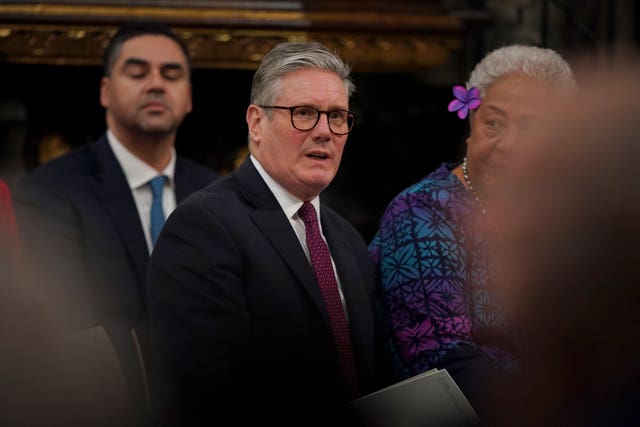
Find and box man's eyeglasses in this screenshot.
[258,105,358,135]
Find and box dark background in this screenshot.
[1,0,638,243]
[0,63,467,242]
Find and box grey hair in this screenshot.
[467,45,576,97]
[250,42,355,109]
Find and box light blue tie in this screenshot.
[149,175,167,246]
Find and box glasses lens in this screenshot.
[289,106,356,134]
[291,106,320,131]
[328,110,354,135]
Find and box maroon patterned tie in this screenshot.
[298,201,358,398]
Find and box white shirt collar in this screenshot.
[107,130,176,189]
[249,154,321,220]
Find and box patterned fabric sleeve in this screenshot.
[369,168,475,379]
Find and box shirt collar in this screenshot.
[249,154,320,220]
[107,130,176,190]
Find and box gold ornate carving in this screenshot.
[0,3,464,71]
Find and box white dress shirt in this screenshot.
[250,155,348,311]
[107,130,177,253]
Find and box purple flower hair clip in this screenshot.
[447,85,481,119]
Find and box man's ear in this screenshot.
[185,82,193,114]
[246,104,263,144]
[99,77,111,108]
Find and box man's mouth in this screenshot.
[143,102,166,110]
[307,152,329,160]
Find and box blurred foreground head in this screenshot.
[490,56,640,425]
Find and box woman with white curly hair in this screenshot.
[369,44,576,419]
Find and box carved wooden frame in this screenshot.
[0,2,466,71]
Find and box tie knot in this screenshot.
[149,175,167,198]
[298,202,317,227]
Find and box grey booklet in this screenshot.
[347,368,480,426]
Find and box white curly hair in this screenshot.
[467,45,576,97]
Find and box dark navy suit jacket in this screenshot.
[147,158,378,425]
[14,134,217,423]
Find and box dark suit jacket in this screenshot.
[14,134,217,423]
[148,158,377,426]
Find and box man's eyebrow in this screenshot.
[161,62,185,70]
[123,57,149,68]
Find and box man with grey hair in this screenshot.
[147,42,378,425]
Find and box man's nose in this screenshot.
[146,69,166,91]
[312,112,332,138]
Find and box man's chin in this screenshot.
[298,179,332,199]
[306,172,335,188]
[137,122,178,137]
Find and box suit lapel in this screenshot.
[322,211,369,321]
[89,136,149,288]
[322,208,375,385]
[174,157,201,203]
[235,159,331,325]
[174,158,190,203]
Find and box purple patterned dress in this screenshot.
[369,163,517,380]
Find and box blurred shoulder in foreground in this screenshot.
[488,53,640,427]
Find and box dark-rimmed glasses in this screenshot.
[258,105,358,135]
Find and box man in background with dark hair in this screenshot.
[14,21,216,424]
